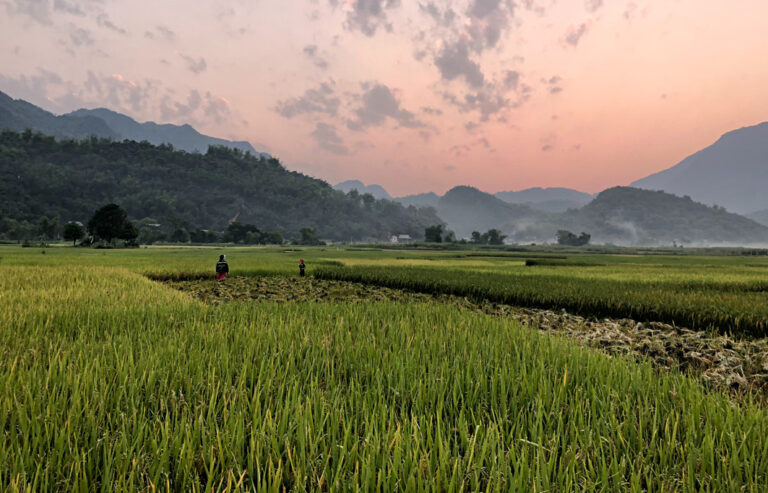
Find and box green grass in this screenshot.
[3,246,768,490]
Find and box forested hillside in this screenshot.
[0,130,439,241]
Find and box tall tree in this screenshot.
[88,204,135,244]
[424,225,444,243]
[63,222,85,246]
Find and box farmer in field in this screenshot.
[299,258,306,277]
[216,254,229,280]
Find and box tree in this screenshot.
[298,227,323,245]
[88,204,136,244]
[264,231,284,245]
[425,224,444,243]
[37,216,59,240]
[190,229,219,243]
[486,229,507,245]
[470,231,482,244]
[556,230,591,246]
[63,222,85,246]
[170,228,190,243]
[225,222,260,243]
[120,221,139,245]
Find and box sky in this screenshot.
[1,0,767,196]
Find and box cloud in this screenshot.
[434,40,485,88]
[347,83,424,130]
[416,0,523,123]
[540,133,557,151]
[96,12,127,34]
[160,89,202,120]
[0,68,244,132]
[146,25,175,41]
[418,2,456,27]
[3,0,109,26]
[54,0,84,16]
[443,84,524,122]
[179,54,207,74]
[449,144,471,157]
[303,44,329,69]
[311,122,349,155]
[68,24,93,46]
[503,70,520,90]
[274,82,340,118]
[84,72,158,113]
[585,0,603,13]
[421,106,443,116]
[203,93,231,124]
[342,0,401,37]
[464,0,516,52]
[565,23,588,46]
[544,75,563,94]
[475,137,491,149]
[0,69,64,109]
[3,0,54,24]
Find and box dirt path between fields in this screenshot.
[162,275,768,400]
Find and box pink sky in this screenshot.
[1,0,767,196]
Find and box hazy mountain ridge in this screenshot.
[433,185,768,245]
[0,91,118,140]
[494,187,593,213]
[394,192,440,208]
[562,187,768,245]
[631,121,768,214]
[0,90,267,156]
[67,108,267,156]
[333,180,392,200]
[436,186,544,238]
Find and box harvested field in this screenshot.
[166,275,768,399]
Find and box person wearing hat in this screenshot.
[299,258,306,277]
[216,254,229,280]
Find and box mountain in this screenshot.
[510,187,768,245]
[0,130,440,242]
[436,186,542,238]
[495,187,593,213]
[333,180,392,200]
[0,89,266,156]
[394,192,440,208]
[631,122,768,214]
[67,108,267,156]
[746,210,768,227]
[0,90,117,140]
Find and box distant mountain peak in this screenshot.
[631,121,768,214]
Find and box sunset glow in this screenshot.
[2,0,766,195]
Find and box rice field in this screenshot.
[2,245,768,490]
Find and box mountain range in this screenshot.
[341,183,593,213]
[0,90,266,156]
[3,87,768,246]
[434,185,768,245]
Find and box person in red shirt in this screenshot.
[216,255,229,280]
